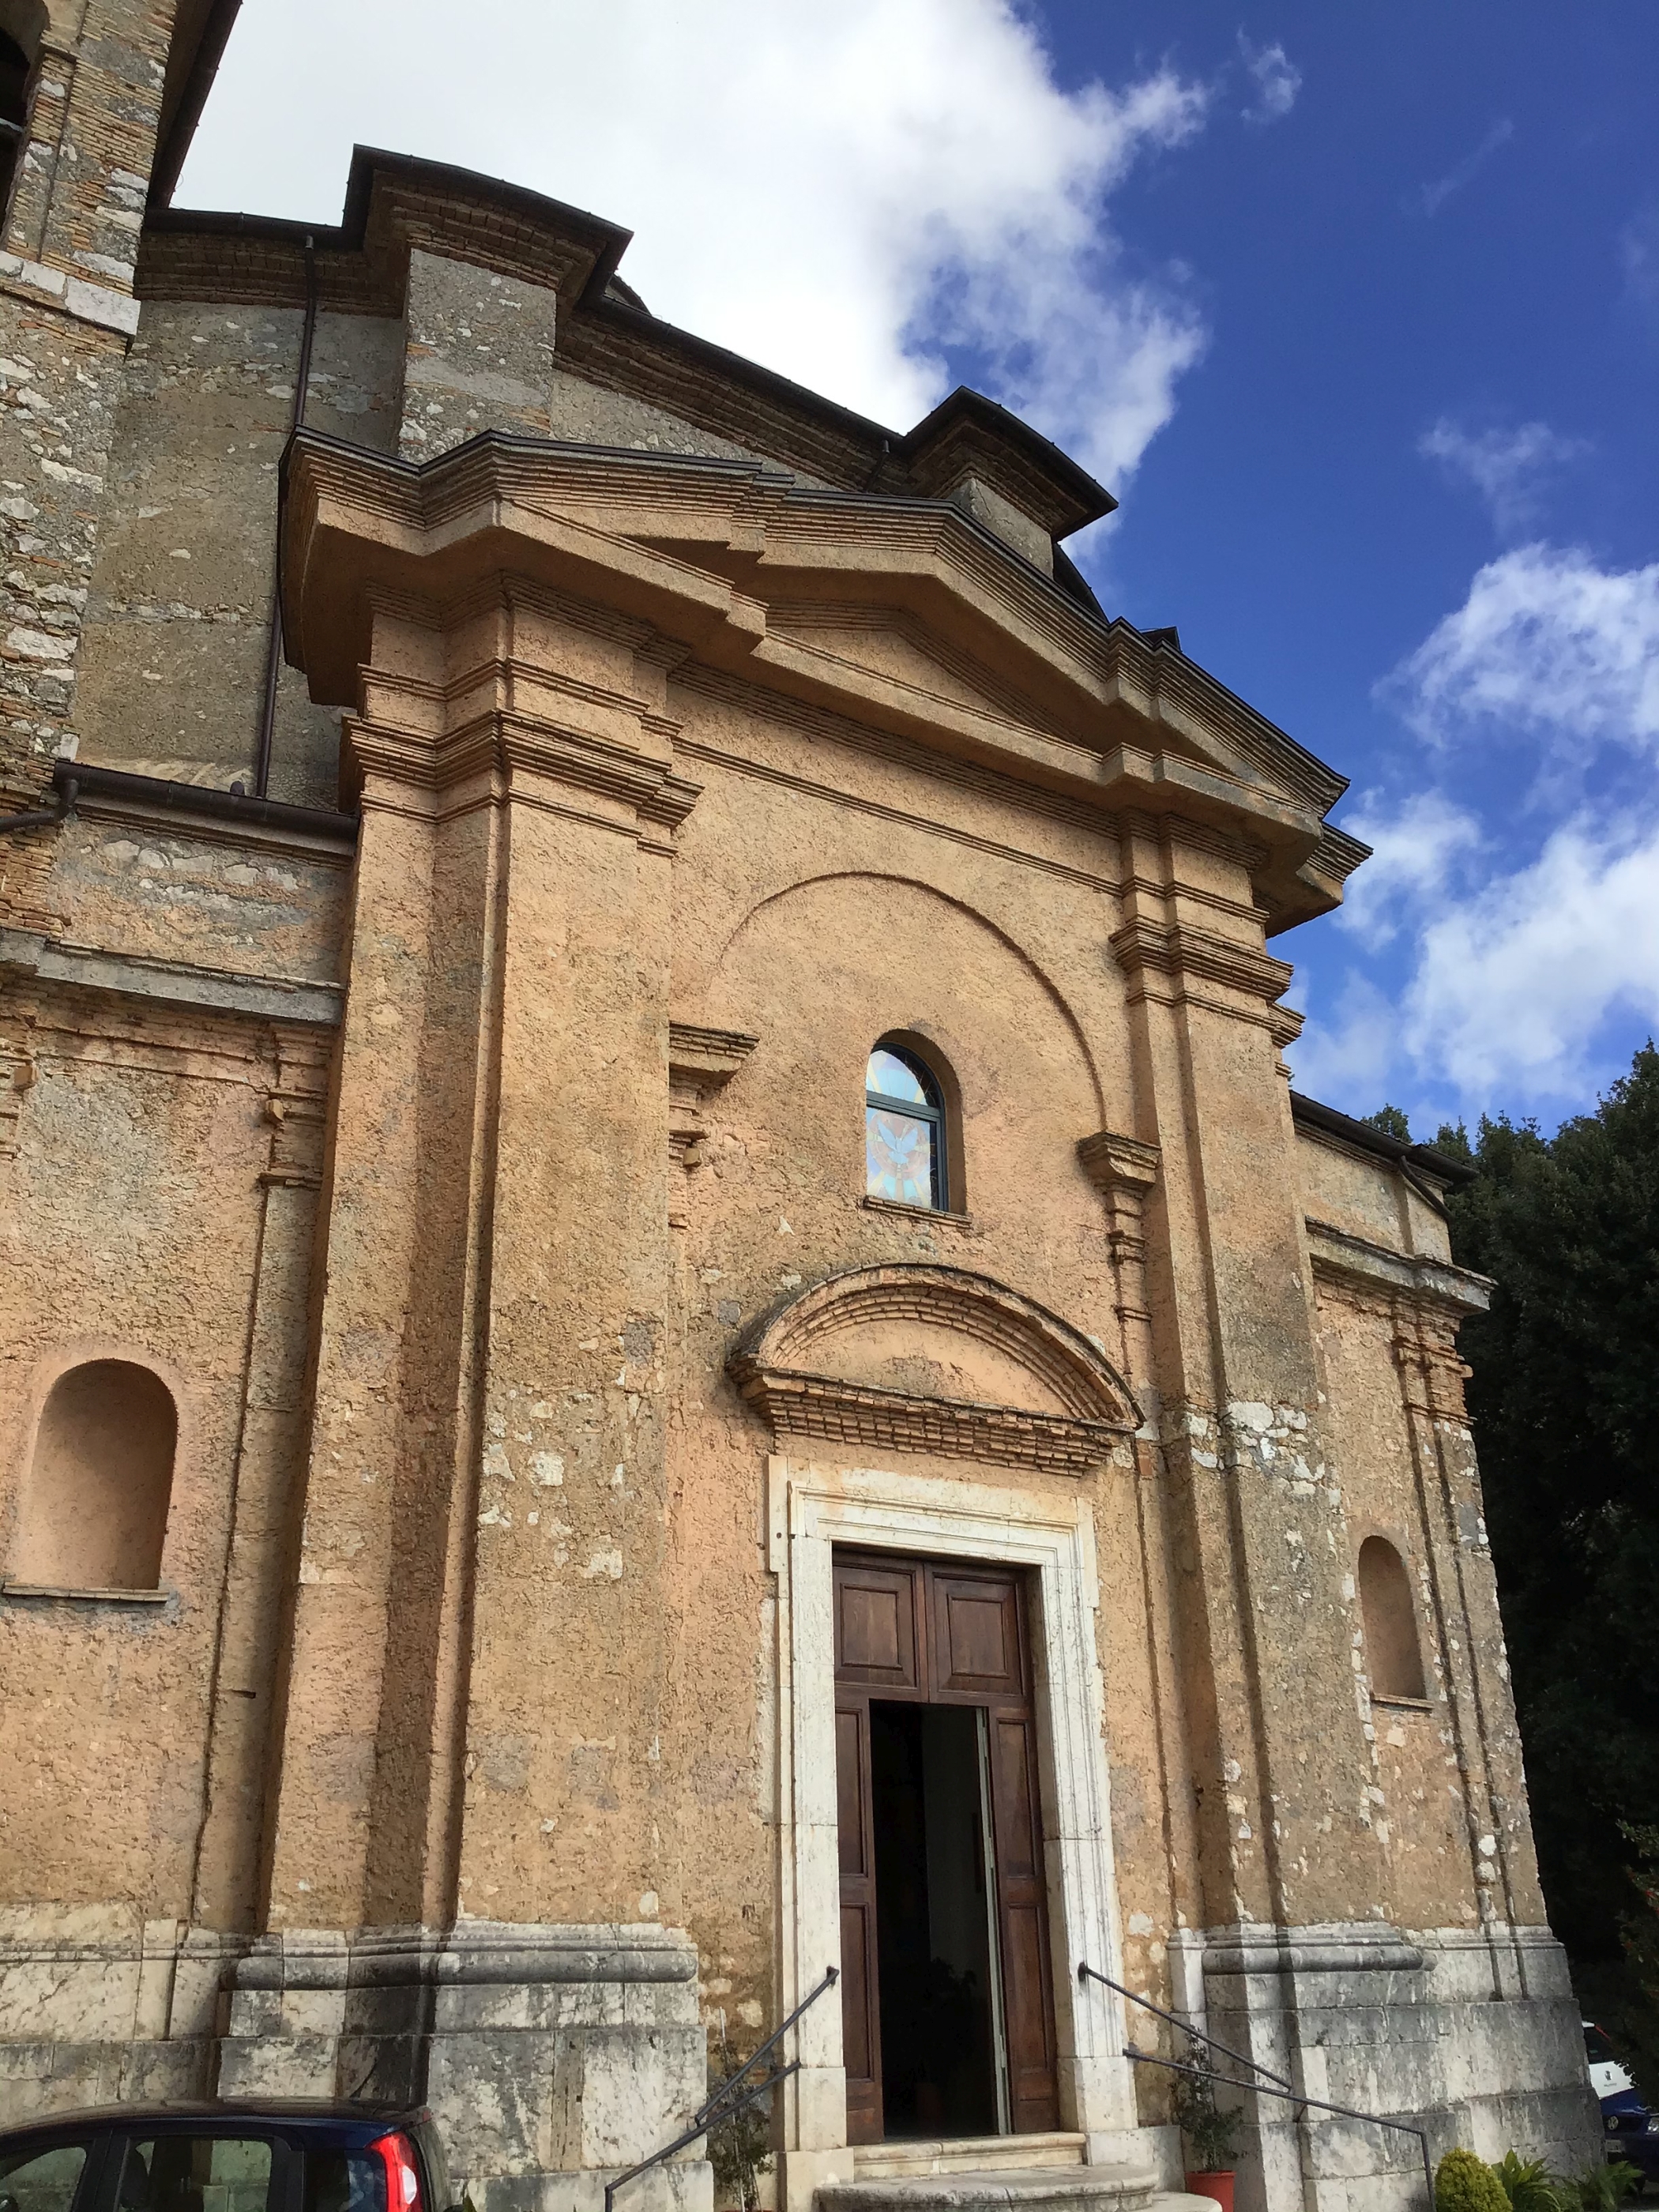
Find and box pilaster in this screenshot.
[262,579,700,1939]
[1110,811,1382,1936]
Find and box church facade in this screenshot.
[0,8,1597,2212]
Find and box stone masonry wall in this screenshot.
[73,299,403,806]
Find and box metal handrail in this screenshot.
[603,1964,839,2212]
[1078,1958,1300,2100]
[1078,1960,1435,2210]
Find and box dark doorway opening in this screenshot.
[835,1548,1059,2146]
[869,1701,1005,2139]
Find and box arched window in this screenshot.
[1357,1535,1427,1701]
[865,1039,948,1211]
[8,1360,177,1591]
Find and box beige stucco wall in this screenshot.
[0,14,1591,2182]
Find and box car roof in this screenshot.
[1,2102,425,2142]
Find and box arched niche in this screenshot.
[9,1360,178,1590]
[728,1262,1138,1473]
[1357,1533,1427,1701]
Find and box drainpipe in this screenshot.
[0,772,76,833]
[253,235,318,799]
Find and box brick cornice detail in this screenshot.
[727,1261,1139,1471]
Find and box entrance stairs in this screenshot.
[817,2134,1215,2212]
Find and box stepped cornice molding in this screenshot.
[284,428,1360,928]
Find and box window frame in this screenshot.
[864,1040,950,1213]
[96,2127,295,2212]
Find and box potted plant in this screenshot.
[1172,2037,1245,2212]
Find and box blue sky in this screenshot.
[181,2,1659,1137]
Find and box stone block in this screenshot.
[217,2029,342,2099]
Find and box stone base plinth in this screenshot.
[1163,1924,1600,2212]
[0,1913,710,2212]
[219,1922,712,2212]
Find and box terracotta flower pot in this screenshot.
[1184,2172,1236,2212]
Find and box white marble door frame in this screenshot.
[766,1451,1136,2202]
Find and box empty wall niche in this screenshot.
[1358,1534,1427,1702]
[10,1361,178,1592]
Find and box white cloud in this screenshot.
[1415,118,1514,217]
[1418,417,1587,539]
[1336,790,1483,946]
[1288,969,1401,1102]
[1301,540,1659,1113]
[179,0,1212,489]
[1239,37,1300,126]
[1382,543,1659,754]
[1296,811,1659,1111]
[1398,817,1659,1098]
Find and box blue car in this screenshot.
[0,2101,454,2212]
[1587,2022,1659,2188]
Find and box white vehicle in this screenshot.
[1587,2021,1635,2099]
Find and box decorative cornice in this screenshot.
[728,1365,1128,1475]
[1198,1925,1426,1978]
[1077,1129,1161,1195]
[1109,918,1294,1005]
[0,928,344,1029]
[668,1021,761,1093]
[1305,1216,1491,1319]
[727,1261,1139,1472]
[280,427,1354,930]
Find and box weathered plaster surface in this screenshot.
[0,31,1596,2212]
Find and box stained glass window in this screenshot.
[866,1041,947,1210]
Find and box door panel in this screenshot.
[935,1571,1025,1698]
[987,1706,1060,2132]
[836,1708,867,1877]
[834,1695,883,2143]
[835,1561,921,1691]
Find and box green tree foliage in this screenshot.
[1364,1104,1414,1142]
[1420,1044,1659,2072]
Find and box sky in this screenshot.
[178,2,1659,1140]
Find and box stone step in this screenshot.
[852,2135,1089,2180]
[817,2162,1164,2212]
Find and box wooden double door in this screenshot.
[833,1549,1059,2144]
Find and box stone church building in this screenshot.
[0,6,1597,2211]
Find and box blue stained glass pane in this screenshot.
[867,1048,927,1104]
[866,1105,935,1206]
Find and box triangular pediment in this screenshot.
[284,428,1363,929]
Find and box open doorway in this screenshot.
[835,1549,1059,2146]
[870,1701,1006,2137]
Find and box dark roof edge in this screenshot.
[574,291,901,463]
[1289,1089,1474,1186]
[149,141,634,294]
[150,0,243,211]
[57,758,359,842]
